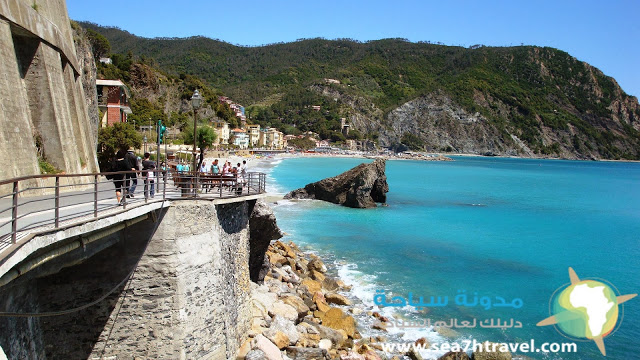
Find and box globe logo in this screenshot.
[537,267,637,356]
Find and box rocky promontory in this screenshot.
[284,159,389,208]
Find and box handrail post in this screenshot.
[194,172,199,198]
[94,175,98,218]
[11,181,18,244]
[54,176,60,228]
[144,172,149,203]
[163,170,166,200]
[122,171,127,208]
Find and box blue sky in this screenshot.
[67,0,639,97]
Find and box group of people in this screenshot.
[175,162,191,173]
[173,159,248,177]
[110,148,160,205]
[110,152,250,204]
[200,159,247,177]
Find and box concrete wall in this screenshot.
[0,0,98,186]
[0,200,254,359]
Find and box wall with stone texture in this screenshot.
[0,0,98,188]
[0,200,255,360]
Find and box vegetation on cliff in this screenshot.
[79,22,640,160]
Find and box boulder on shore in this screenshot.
[471,342,512,360]
[284,159,389,208]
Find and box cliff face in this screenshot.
[316,86,515,156]
[315,76,640,160]
[249,200,284,282]
[383,94,514,155]
[122,62,222,126]
[72,22,100,148]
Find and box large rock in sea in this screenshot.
[284,159,389,208]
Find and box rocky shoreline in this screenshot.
[237,240,513,360]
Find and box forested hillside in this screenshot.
[81,22,640,159]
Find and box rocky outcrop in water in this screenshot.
[249,200,284,282]
[284,159,388,208]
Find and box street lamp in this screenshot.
[143,135,148,153]
[191,89,202,173]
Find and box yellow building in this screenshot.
[258,127,286,149]
[213,120,230,145]
[246,124,261,147]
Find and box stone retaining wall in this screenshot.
[0,200,255,359]
[0,0,98,192]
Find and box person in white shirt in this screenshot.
[240,160,247,176]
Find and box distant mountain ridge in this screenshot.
[80,22,640,160]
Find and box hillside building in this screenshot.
[231,128,249,149]
[213,120,230,145]
[259,127,285,149]
[340,118,350,136]
[246,124,261,147]
[96,80,132,127]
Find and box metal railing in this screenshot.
[0,170,266,246]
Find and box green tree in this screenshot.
[347,129,363,140]
[86,28,111,61]
[288,137,316,150]
[97,122,142,171]
[168,111,190,129]
[182,125,217,169]
[401,132,425,151]
[111,52,133,73]
[128,98,167,127]
[330,131,346,143]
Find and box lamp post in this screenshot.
[191,89,202,173]
[143,135,147,153]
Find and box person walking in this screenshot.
[125,148,139,198]
[142,152,156,198]
[240,160,248,176]
[112,149,132,205]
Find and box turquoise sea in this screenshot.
[265,156,640,360]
